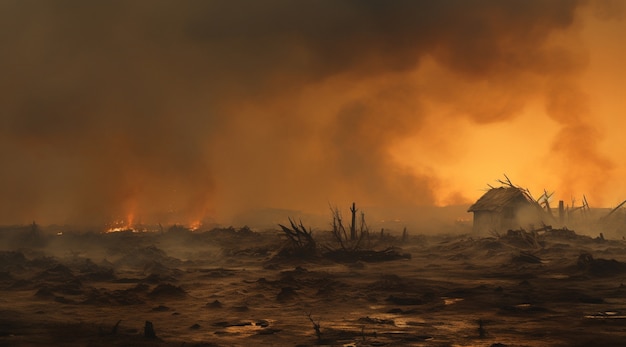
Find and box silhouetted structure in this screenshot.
[468,187,547,234]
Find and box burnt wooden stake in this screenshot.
[144,321,157,339]
[478,319,486,338]
[306,312,321,342]
[350,202,357,240]
[111,320,121,335]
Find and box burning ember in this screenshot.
[105,220,140,233]
[105,216,204,233]
[188,220,202,231]
[105,213,141,233]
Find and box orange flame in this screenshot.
[188,220,202,231]
[105,211,137,233]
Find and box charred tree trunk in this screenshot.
[144,321,157,339]
[350,202,357,240]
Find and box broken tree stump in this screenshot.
[144,320,157,339]
[350,202,357,240]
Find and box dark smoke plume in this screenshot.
[0,0,616,226]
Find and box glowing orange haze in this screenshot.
[213,6,625,218]
[0,2,624,227]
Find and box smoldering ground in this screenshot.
[0,1,623,226]
[4,215,626,346]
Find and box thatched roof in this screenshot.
[468,187,535,213]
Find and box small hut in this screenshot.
[468,187,547,234]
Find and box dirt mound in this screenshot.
[323,247,411,262]
[143,261,183,279]
[386,295,424,305]
[0,251,28,271]
[36,279,83,296]
[65,258,115,281]
[148,283,186,298]
[35,264,76,282]
[114,245,181,268]
[0,271,12,282]
[82,286,146,306]
[276,287,298,302]
[512,252,542,264]
[577,253,626,276]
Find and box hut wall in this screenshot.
[501,206,518,231]
[514,203,545,230]
[472,211,501,234]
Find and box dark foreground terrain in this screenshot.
[1,224,626,346]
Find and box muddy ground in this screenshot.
[1,225,626,346]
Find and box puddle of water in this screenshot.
[370,313,427,328]
[542,273,569,279]
[443,297,464,305]
[217,319,275,335]
[367,305,385,310]
[585,311,626,319]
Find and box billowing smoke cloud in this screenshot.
[0,0,620,226]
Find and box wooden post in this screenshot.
[558,200,564,225]
[543,190,553,216]
[144,321,157,339]
[350,202,357,240]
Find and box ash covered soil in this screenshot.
[1,225,626,346]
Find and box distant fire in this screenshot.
[105,221,139,233]
[105,214,204,233]
[106,226,138,233]
[105,212,140,233]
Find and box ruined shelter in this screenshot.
[468,187,547,234]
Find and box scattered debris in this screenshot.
[324,247,411,263]
[277,218,317,258]
[97,319,121,337]
[512,251,542,264]
[148,283,186,298]
[306,312,322,343]
[358,316,395,325]
[577,252,626,276]
[206,300,222,308]
[151,305,170,312]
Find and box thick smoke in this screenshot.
[0,0,619,226]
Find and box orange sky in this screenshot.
[394,6,626,208]
[0,1,624,227]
